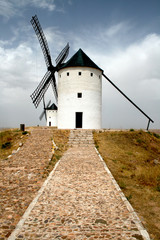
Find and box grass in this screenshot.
[93,130,160,240]
[0,129,30,159]
[42,129,70,178]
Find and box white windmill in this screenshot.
[30,15,154,130]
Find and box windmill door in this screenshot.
[75,112,83,128]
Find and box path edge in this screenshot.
[8,157,61,240]
[95,147,151,240]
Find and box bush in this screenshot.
[126,194,132,201]
[119,181,126,189]
[130,129,134,132]
[156,185,160,192]
[22,131,28,135]
[147,131,152,136]
[153,133,160,139]
[1,142,11,149]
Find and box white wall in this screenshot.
[58,67,102,129]
[46,110,57,127]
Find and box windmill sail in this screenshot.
[30,15,69,112]
[55,43,70,67]
[39,98,51,120]
[31,15,52,69]
[50,75,58,101]
[30,71,52,108]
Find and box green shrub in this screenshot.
[147,131,152,136]
[22,131,28,135]
[1,142,11,149]
[119,181,126,189]
[126,194,132,201]
[156,185,160,192]
[153,133,160,139]
[130,129,134,132]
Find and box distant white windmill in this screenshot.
[30,15,154,130]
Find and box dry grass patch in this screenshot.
[43,129,70,177]
[93,130,160,240]
[0,129,30,160]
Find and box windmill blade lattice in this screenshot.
[39,99,51,121]
[30,71,52,108]
[55,43,70,67]
[31,15,52,69]
[50,75,58,101]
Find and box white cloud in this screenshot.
[31,0,56,11]
[0,0,16,18]
[43,27,71,64]
[0,43,36,89]
[99,34,160,128]
[0,0,56,19]
[0,39,47,128]
[101,34,160,91]
[70,21,136,54]
[104,21,132,38]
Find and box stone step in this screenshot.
[69,140,94,144]
[70,138,93,141]
[69,130,94,147]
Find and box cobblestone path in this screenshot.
[0,127,54,239]
[8,130,150,240]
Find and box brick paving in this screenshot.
[7,130,150,240]
[0,127,54,239]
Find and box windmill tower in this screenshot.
[46,103,57,127]
[30,15,154,130]
[57,49,103,129]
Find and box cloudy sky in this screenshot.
[0,0,160,129]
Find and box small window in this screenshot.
[99,75,101,79]
[91,73,93,77]
[67,72,69,76]
[77,93,82,98]
[78,72,81,76]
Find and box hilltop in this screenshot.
[93,129,160,240]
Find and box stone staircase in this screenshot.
[69,129,94,147]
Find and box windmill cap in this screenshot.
[46,103,57,110]
[59,48,103,72]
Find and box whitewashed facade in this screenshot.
[58,67,102,129]
[46,109,57,127]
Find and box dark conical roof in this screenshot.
[59,49,103,71]
[46,103,57,110]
